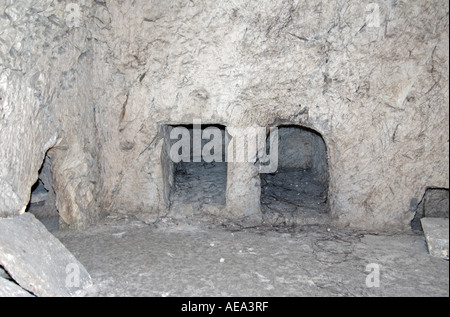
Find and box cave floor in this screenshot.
[53,215,449,297]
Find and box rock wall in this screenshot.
[1,0,448,231]
[0,0,99,228]
[90,0,448,230]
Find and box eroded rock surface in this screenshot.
[1,1,449,231]
[0,213,92,296]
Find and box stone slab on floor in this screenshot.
[0,213,92,297]
[421,218,449,260]
[0,276,34,297]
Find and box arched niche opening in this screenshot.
[260,125,330,224]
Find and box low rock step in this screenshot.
[421,218,449,260]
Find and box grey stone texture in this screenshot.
[0,213,92,296]
[0,276,34,297]
[424,189,449,218]
[54,215,450,297]
[0,0,99,229]
[421,217,449,260]
[0,0,449,231]
[412,188,449,231]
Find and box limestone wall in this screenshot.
[0,0,99,228]
[90,0,448,230]
[1,0,448,231]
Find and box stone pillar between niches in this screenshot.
[224,126,266,225]
[226,162,262,225]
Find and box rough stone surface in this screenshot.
[90,0,449,230]
[54,215,449,297]
[27,157,59,219]
[261,169,329,226]
[0,0,449,231]
[411,188,449,230]
[421,218,449,260]
[0,213,92,296]
[424,189,449,218]
[277,127,326,172]
[0,276,34,297]
[0,0,99,228]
